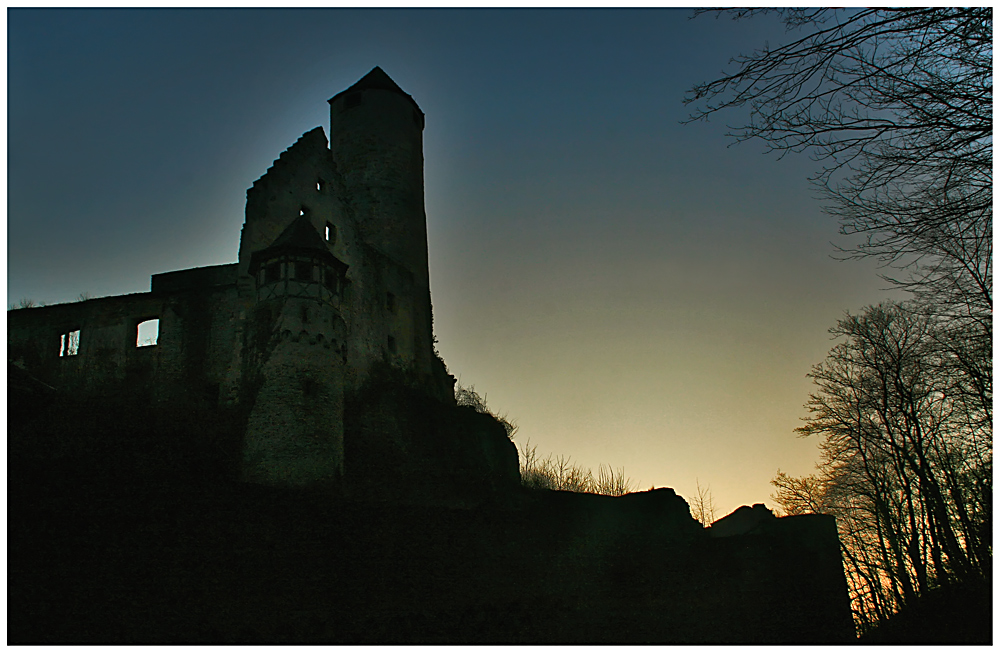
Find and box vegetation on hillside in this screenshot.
[518,441,636,497]
[454,383,636,497]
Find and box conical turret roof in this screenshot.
[328,66,421,110]
[248,215,346,273]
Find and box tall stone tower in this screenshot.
[231,67,450,488]
[328,66,429,288]
[240,214,349,486]
[328,67,438,382]
[232,121,352,487]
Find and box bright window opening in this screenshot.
[325,222,336,243]
[136,319,159,347]
[59,330,81,357]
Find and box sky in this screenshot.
[7,8,900,517]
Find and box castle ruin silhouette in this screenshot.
[9,67,468,490]
[9,68,857,643]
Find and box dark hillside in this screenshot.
[9,381,854,644]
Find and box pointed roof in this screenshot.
[248,215,347,273]
[328,66,421,111]
[269,214,330,251]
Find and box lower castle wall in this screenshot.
[8,283,238,405]
[241,305,346,487]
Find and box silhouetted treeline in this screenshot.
[687,8,992,634]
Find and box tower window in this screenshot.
[386,292,397,313]
[299,206,309,217]
[316,180,323,192]
[59,330,81,357]
[136,318,159,347]
[387,335,397,354]
[295,261,314,282]
[265,262,282,283]
[325,222,336,244]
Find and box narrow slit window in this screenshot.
[59,330,81,357]
[299,206,309,217]
[136,319,159,347]
[316,180,323,192]
[325,222,336,244]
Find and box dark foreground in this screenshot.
[10,387,987,645]
[10,457,866,644]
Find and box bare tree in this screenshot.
[690,479,717,527]
[775,302,991,633]
[688,11,992,632]
[686,8,992,321]
[8,298,37,310]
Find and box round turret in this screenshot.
[328,66,429,289]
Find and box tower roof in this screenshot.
[328,66,421,111]
[248,215,347,273]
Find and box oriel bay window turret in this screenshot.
[249,216,348,307]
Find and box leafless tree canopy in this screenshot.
[686,8,992,322]
[690,479,717,527]
[687,9,992,634]
[773,303,991,633]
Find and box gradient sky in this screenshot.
[8,8,900,517]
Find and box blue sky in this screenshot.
[7,8,898,515]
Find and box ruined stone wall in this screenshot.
[238,127,352,287]
[329,82,429,291]
[343,242,443,395]
[239,293,348,487]
[8,271,237,405]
